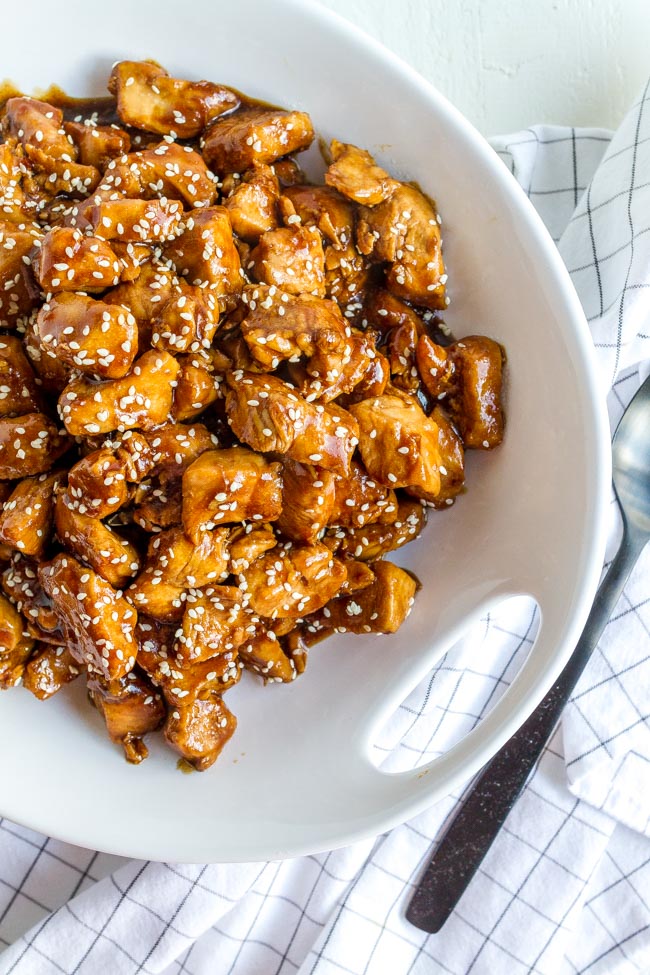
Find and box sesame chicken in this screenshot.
[128,525,230,621]
[58,349,180,436]
[54,491,141,588]
[325,140,400,206]
[239,628,296,683]
[325,497,427,562]
[109,60,239,138]
[35,226,124,292]
[0,413,70,479]
[240,285,351,381]
[249,225,326,296]
[0,590,34,688]
[240,542,347,619]
[104,142,216,210]
[164,692,236,771]
[307,559,417,635]
[276,460,337,544]
[22,642,80,700]
[0,61,506,771]
[0,470,61,558]
[36,292,138,378]
[349,394,442,495]
[87,670,165,764]
[64,120,131,170]
[356,183,446,309]
[201,108,314,173]
[87,196,183,243]
[165,206,242,310]
[182,446,282,540]
[222,163,280,242]
[225,371,359,476]
[0,336,43,416]
[39,553,137,681]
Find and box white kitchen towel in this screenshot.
[1,85,650,975]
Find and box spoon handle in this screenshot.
[406,523,647,934]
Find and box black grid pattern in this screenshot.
[2,95,650,975]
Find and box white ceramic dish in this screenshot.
[0,0,610,862]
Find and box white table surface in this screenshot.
[316,0,650,135]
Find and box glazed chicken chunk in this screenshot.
[0,413,69,479]
[0,336,43,417]
[201,108,314,173]
[109,60,239,138]
[0,590,34,688]
[249,225,326,296]
[223,163,280,242]
[0,470,60,558]
[226,371,359,476]
[325,140,399,206]
[88,670,165,763]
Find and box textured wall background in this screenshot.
[315,0,649,134]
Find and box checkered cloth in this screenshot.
[2,82,650,975]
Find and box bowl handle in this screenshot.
[334,597,584,827]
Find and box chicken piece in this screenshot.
[249,225,325,296]
[35,227,123,293]
[67,438,154,519]
[0,470,60,558]
[172,354,220,421]
[0,590,33,688]
[0,413,70,479]
[146,421,218,475]
[0,336,42,417]
[109,60,239,138]
[103,260,177,347]
[323,239,369,304]
[58,350,180,436]
[4,97,73,160]
[23,318,71,394]
[227,524,277,571]
[87,196,183,243]
[22,642,80,700]
[329,461,398,529]
[309,559,417,635]
[297,329,387,404]
[24,145,100,197]
[182,446,282,540]
[128,526,230,621]
[36,293,138,379]
[337,559,376,596]
[2,553,61,639]
[449,336,505,449]
[165,206,242,309]
[64,120,131,170]
[137,616,241,701]
[175,585,252,663]
[356,184,446,309]
[325,140,399,206]
[407,406,464,507]
[111,241,151,281]
[0,224,42,327]
[415,333,456,399]
[240,285,351,382]
[39,553,137,680]
[104,142,216,209]
[164,692,236,771]
[282,184,354,249]
[223,163,280,242]
[349,394,441,495]
[240,542,347,619]
[202,108,314,173]
[54,492,141,588]
[276,460,336,544]
[88,670,165,763]
[325,497,427,561]
[133,474,183,533]
[225,371,359,476]
[239,628,296,683]
[0,140,29,220]
[151,283,219,355]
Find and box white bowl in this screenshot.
[0,0,610,862]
